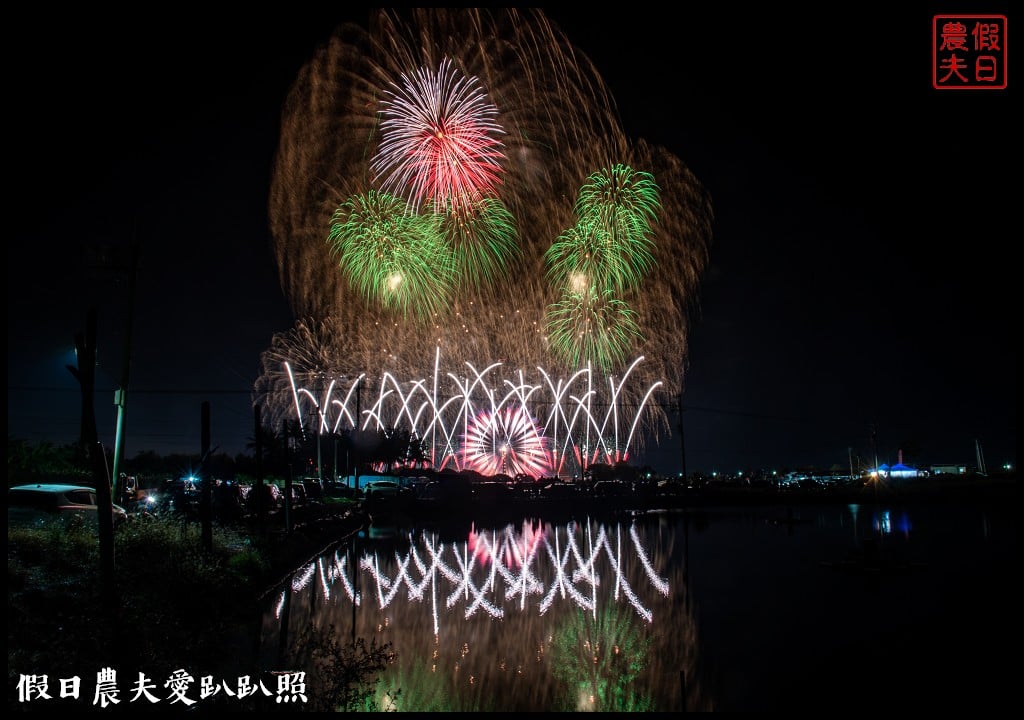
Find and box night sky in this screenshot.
[8,5,1015,476]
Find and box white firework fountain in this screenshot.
[284,347,662,478]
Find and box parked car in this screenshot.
[7,484,128,528]
[472,481,513,503]
[287,482,308,508]
[300,478,326,503]
[213,480,247,521]
[245,482,283,513]
[362,480,410,501]
[151,477,200,515]
[539,481,580,499]
[591,480,631,497]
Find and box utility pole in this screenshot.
[678,392,687,484]
[254,403,264,536]
[353,378,361,492]
[201,401,212,551]
[283,419,292,534]
[67,308,115,601]
[871,422,880,499]
[316,405,323,484]
[332,434,338,489]
[111,239,140,506]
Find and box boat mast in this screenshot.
[975,439,987,475]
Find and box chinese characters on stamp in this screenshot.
[933,15,1007,89]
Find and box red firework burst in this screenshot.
[372,57,507,215]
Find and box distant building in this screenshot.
[876,463,921,480]
[929,464,968,476]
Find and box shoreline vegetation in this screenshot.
[8,473,1014,711]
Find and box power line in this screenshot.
[678,404,811,424]
[10,385,814,424]
[8,385,255,396]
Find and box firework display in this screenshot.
[258,8,712,473]
[281,350,663,476]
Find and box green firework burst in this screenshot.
[545,286,641,371]
[545,218,643,296]
[546,165,661,296]
[575,164,661,246]
[435,196,520,288]
[327,190,453,318]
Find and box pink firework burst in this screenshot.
[463,407,551,477]
[372,57,507,215]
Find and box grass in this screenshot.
[9,517,257,681]
[7,511,371,711]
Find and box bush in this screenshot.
[285,623,397,712]
[8,515,261,688]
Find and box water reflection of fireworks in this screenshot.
[279,519,669,635]
[271,514,712,711]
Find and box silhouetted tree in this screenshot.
[614,461,639,484]
[126,449,168,476]
[356,428,427,475]
[7,438,91,485]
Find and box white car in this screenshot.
[7,483,128,528]
[362,480,409,501]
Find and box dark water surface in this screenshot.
[260,501,1015,711]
